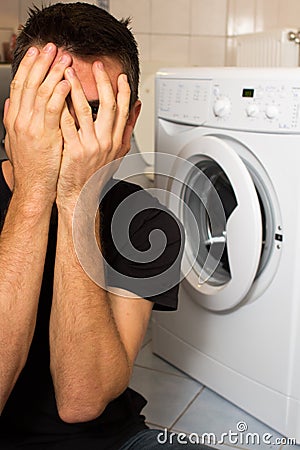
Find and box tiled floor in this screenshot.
[129,320,300,450]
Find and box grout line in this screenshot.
[141,337,152,349]
[169,385,205,430]
[146,421,166,430]
[133,362,201,383]
[134,363,190,378]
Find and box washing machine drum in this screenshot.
[168,135,266,312]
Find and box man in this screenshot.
[0,3,210,449]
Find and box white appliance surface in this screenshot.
[152,67,300,443]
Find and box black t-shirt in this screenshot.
[0,161,183,449]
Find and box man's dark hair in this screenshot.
[13,2,139,108]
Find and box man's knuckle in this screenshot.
[110,101,117,113]
[46,103,59,115]
[14,117,24,133]
[120,107,129,120]
[63,114,75,127]
[101,99,117,113]
[101,138,112,152]
[27,125,39,139]
[38,84,52,98]
[10,78,21,92]
[81,104,93,117]
[23,75,40,90]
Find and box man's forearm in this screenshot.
[50,207,130,424]
[0,193,53,412]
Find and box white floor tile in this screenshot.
[132,338,300,449]
[282,440,300,450]
[172,387,285,450]
[129,365,202,429]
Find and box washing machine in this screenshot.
[116,61,180,187]
[152,67,300,442]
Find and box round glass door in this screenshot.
[183,158,238,288]
[168,136,263,311]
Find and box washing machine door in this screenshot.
[168,135,263,311]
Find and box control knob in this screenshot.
[246,104,260,118]
[213,97,231,118]
[265,105,279,119]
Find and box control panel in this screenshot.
[157,79,211,125]
[156,71,300,133]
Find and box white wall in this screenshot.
[110,0,227,66]
[110,0,300,67]
[1,0,300,65]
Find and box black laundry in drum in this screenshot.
[201,163,238,274]
[183,158,238,285]
[203,164,237,220]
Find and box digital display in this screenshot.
[242,88,255,98]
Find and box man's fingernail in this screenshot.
[66,67,75,78]
[59,54,70,64]
[43,43,54,53]
[96,61,104,70]
[27,47,37,56]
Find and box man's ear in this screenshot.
[122,100,142,151]
[128,99,142,127]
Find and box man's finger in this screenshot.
[43,80,71,130]
[18,43,58,115]
[93,61,117,148]
[60,102,80,145]
[64,67,95,137]
[111,74,130,152]
[6,46,39,123]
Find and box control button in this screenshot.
[213,97,231,117]
[246,104,260,117]
[213,86,220,97]
[265,105,279,119]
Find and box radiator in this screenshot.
[236,28,300,67]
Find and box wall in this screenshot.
[110,0,227,66]
[1,0,300,65]
[110,0,300,67]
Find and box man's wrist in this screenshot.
[11,190,54,219]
